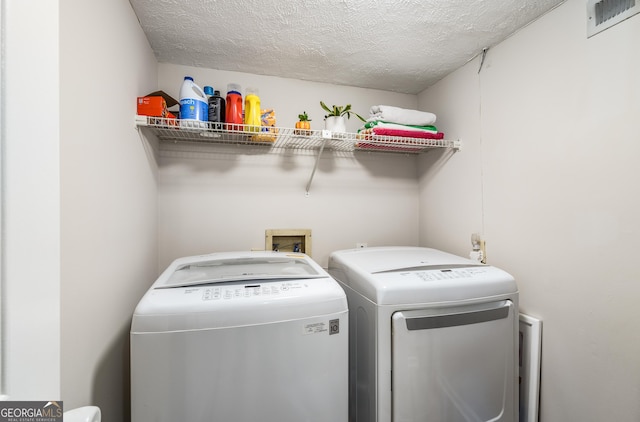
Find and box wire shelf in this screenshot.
[135,115,461,154]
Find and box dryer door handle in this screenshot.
[404,303,510,330]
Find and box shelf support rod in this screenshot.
[305,131,331,195]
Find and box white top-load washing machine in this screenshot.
[131,251,348,422]
[328,246,519,422]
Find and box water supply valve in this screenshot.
[470,233,486,264]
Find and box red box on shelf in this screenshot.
[137,96,167,117]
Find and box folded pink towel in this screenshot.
[360,127,444,140]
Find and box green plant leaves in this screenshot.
[319,101,365,121]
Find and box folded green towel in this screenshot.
[360,120,438,133]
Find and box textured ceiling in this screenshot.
[129,0,564,94]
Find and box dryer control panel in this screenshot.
[407,267,489,282]
[370,265,515,305]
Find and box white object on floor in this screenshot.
[63,406,101,422]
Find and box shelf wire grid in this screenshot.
[135,116,459,154]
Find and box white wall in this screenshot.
[2,0,60,399]
[155,64,421,269]
[59,0,158,420]
[418,0,640,420]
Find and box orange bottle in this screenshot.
[225,83,243,130]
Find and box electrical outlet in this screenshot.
[356,242,368,249]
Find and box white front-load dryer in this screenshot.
[131,251,348,422]
[328,246,519,422]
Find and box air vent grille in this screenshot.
[587,0,639,37]
[596,0,635,24]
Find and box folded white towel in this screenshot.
[368,105,437,126]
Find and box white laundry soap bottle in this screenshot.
[179,76,208,127]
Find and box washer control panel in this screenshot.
[200,281,308,301]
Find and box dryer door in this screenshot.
[391,300,516,422]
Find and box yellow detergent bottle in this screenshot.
[244,88,261,132]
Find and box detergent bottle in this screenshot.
[203,86,214,100]
[208,89,226,129]
[225,83,243,130]
[179,76,208,125]
[244,88,261,132]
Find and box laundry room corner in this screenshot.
[417,57,483,258]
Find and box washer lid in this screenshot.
[157,253,325,289]
[133,252,348,332]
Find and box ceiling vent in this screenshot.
[587,0,639,37]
